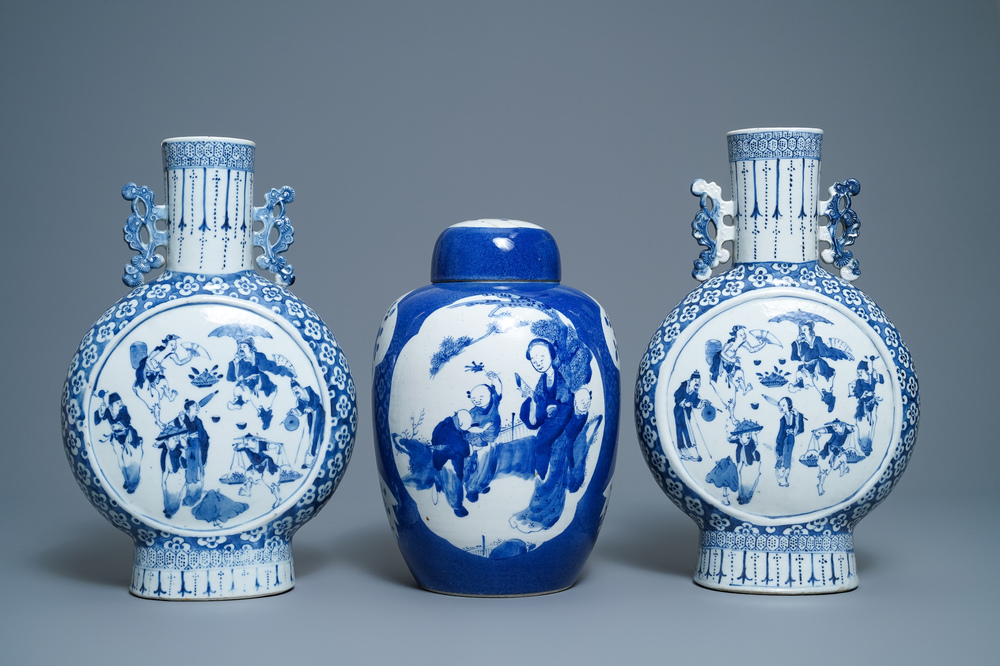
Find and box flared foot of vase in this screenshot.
[130,544,294,600]
[692,534,858,594]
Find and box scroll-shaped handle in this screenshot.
[253,186,296,286]
[690,179,736,281]
[819,178,861,281]
[122,183,169,287]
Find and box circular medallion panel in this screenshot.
[654,292,900,522]
[87,300,327,533]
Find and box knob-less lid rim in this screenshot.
[431,219,561,283]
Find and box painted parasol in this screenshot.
[768,309,834,326]
[208,323,274,340]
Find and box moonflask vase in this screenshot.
[373,220,620,596]
[635,128,919,594]
[61,137,358,600]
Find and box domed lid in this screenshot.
[431,219,561,282]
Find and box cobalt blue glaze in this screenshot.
[431,220,561,282]
[374,220,619,596]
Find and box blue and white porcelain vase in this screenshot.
[60,137,357,599]
[373,220,620,596]
[635,128,919,594]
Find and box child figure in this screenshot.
[429,410,474,517]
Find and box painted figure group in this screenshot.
[672,310,886,504]
[91,330,324,525]
[90,303,884,534]
[395,334,602,535]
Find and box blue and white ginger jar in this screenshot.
[635,128,919,593]
[373,220,620,596]
[61,137,357,599]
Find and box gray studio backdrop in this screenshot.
[2,1,997,664]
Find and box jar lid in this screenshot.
[431,219,561,282]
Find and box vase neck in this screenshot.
[727,129,823,264]
[161,138,256,275]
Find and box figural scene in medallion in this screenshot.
[388,294,607,558]
[87,301,329,531]
[656,294,898,520]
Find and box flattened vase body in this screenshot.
[373,220,620,596]
[61,137,357,600]
[635,129,919,593]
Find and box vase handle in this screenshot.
[818,178,862,281]
[690,179,736,281]
[253,186,296,286]
[121,183,169,287]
